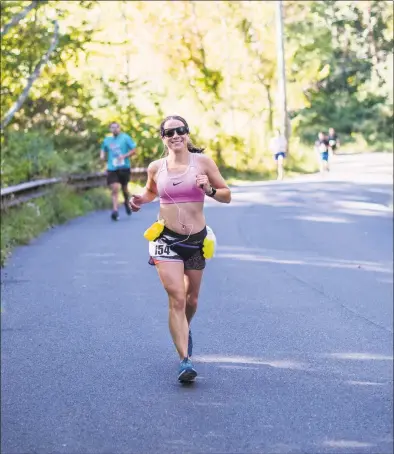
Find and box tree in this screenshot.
[286,0,393,144]
[0,1,59,130]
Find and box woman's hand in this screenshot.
[129,194,143,212]
[196,174,212,194]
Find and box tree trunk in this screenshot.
[264,83,274,133]
[213,120,224,166]
[1,20,59,131]
[1,1,39,36]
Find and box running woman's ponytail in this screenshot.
[187,138,205,154]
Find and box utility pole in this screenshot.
[221,13,236,167]
[121,1,132,108]
[275,0,289,150]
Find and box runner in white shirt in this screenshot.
[269,130,287,180]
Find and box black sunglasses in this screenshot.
[162,126,189,138]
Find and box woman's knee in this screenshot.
[169,296,186,312]
[165,285,185,311]
[186,293,198,311]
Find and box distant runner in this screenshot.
[100,121,137,221]
[269,129,287,180]
[315,131,330,173]
[328,127,340,155]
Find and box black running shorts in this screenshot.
[149,227,207,270]
[107,169,130,186]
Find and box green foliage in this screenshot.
[287,0,393,146]
[1,0,105,180]
[1,0,392,190]
[0,186,110,266]
[1,130,66,185]
[99,77,163,166]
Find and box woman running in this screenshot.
[129,115,231,383]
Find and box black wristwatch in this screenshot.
[207,186,217,197]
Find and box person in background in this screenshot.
[315,131,330,173]
[100,121,137,221]
[328,127,340,155]
[269,129,287,180]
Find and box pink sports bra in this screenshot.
[156,153,205,204]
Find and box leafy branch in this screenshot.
[0,1,47,37]
[1,20,59,131]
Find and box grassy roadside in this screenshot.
[1,180,149,267]
[221,140,393,185]
[222,141,320,185]
[1,185,111,267]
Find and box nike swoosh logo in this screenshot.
[173,182,182,186]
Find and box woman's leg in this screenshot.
[184,269,204,325]
[155,261,189,359]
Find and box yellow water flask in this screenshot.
[144,219,165,241]
[203,226,216,259]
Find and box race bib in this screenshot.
[149,240,177,258]
[112,157,125,167]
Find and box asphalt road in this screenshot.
[1,152,393,454]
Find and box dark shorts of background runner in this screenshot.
[320,151,329,161]
[107,169,130,186]
[274,152,286,161]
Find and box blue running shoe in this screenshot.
[178,358,197,383]
[188,329,193,358]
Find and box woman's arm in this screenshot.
[197,155,231,204]
[129,161,159,211]
[140,162,159,203]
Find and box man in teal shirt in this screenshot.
[100,121,137,221]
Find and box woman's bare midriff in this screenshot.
[159,202,206,234]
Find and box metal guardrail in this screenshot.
[0,167,147,210]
